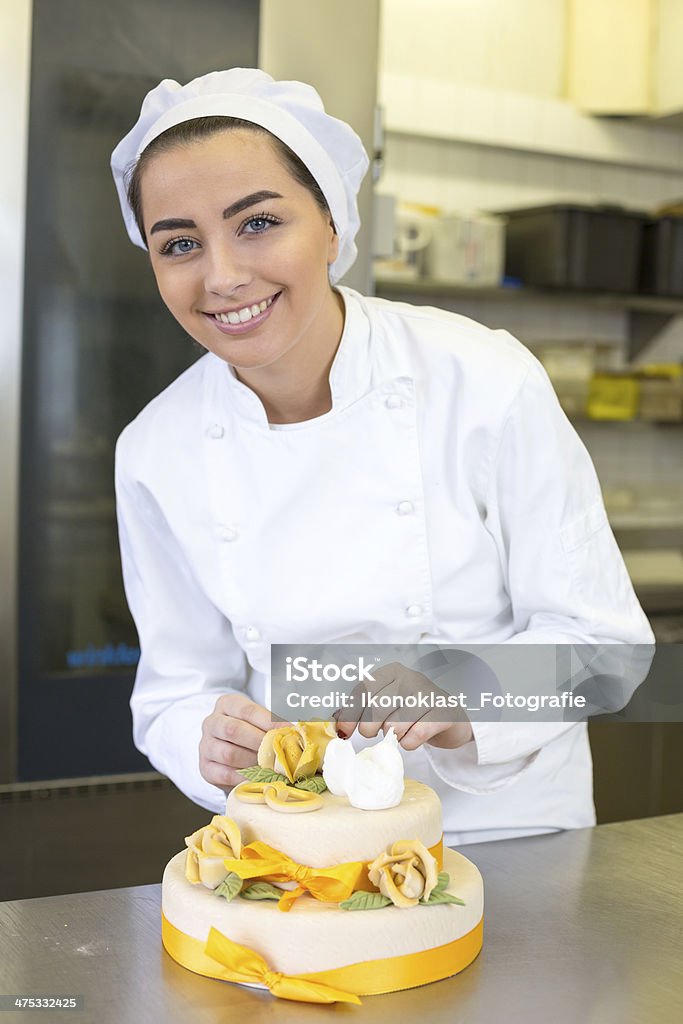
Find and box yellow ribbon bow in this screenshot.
[223,841,365,911]
[204,927,361,1005]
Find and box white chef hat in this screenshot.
[110,67,369,283]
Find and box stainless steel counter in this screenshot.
[1,814,682,1024]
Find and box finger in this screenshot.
[369,662,402,686]
[201,736,259,770]
[214,692,283,732]
[398,720,443,751]
[353,675,410,737]
[399,713,472,751]
[334,682,367,737]
[420,721,474,750]
[334,720,355,738]
[209,715,268,753]
[200,759,245,790]
[357,719,384,739]
[339,669,419,739]
[380,720,414,742]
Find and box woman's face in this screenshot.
[139,130,340,372]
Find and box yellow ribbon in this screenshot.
[223,836,444,910]
[223,841,366,911]
[162,912,483,998]
[203,926,361,1004]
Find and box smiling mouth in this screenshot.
[206,292,280,325]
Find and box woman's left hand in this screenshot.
[335,662,473,750]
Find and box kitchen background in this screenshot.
[1,0,681,900]
[375,0,683,616]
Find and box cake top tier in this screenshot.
[225,778,442,869]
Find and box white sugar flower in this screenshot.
[323,729,405,809]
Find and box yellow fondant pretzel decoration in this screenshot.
[233,780,323,813]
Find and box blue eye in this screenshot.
[241,213,281,235]
[159,236,198,257]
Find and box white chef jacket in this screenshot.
[115,286,654,846]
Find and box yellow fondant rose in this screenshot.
[257,721,336,783]
[367,840,439,909]
[185,815,242,890]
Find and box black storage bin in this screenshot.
[501,204,645,292]
[640,217,683,297]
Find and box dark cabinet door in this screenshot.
[18,0,259,780]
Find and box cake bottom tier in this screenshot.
[162,847,483,998]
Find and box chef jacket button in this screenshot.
[406,604,423,618]
[396,501,414,516]
[206,422,224,439]
[385,394,403,409]
[218,526,238,542]
[245,626,260,642]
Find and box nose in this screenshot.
[203,241,252,297]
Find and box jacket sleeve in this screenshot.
[115,432,249,813]
[425,357,655,793]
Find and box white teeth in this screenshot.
[213,294,276,325]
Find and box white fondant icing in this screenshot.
[162,847,483,976]
[225,779,441,867]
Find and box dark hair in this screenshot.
[126,115,334,244]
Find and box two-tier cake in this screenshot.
[161,724,484,1004]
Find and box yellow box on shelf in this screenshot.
[637,363,682,379]
[639,380,683,421]
[586,373,640,420]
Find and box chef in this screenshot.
[111,68,653,846]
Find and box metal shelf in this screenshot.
[373,277,683,359]
[374,276,683,313]
[612,521,683,550]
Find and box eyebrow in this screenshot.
[149,190,284,235]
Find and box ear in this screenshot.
[327,221,340,266]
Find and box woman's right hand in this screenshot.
[200,693,282,791]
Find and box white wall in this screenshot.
[378,0,683,507]
[260,0,380,293]
[380,0,566,98]
[377,0,683,364]
[653,0,683,115]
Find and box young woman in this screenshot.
[111,68,653,846]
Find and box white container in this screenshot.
[395,207,436,276]
[425,213,505,286]
[372,193,397,258]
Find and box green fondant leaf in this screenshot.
[294,775,328,794]
[214,872,243,902]
[434,871,450,893]
[339,891,393,912]
[240,882,282,901]
[421,890,465,907]
[237,766,289,785]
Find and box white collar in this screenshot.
[212,286,374,430]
